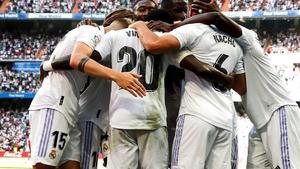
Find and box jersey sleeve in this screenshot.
[76,28,102,49]
[235,26,258,51]
[233,56,245,74]
[94,32,114,61]
[168,24,205,49]
[167,49,193,68]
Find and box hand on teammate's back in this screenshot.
[147,20,173,32]
[114,72,146,97]
[129,21,147,30]
[191,0,220,14]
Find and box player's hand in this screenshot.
[147,20,174,32]
[39,62,49,83]
[115,72,146,97]
[191,0,220,14]
[224,74,234,89]
[129,21,148,30]
[77,19,98,28]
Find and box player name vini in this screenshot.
[126,30,139,38]
[213,34,236,47]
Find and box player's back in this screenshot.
[29,25,104,127]
[96,28,171,130]
[78,58,112,133]
[171,23,244,131]
[236,27,297,128]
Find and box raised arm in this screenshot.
[176,1,242,38]
[69,42,146,97]
[148,2,242,38]
[129,21,181,54]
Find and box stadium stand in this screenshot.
[4,0,134,14]
[0,3,299,169]
[0,108,29,152]
[5,0,74,13]
[222,0,300,11]
[0,31,60,60]
[0,65,40,93]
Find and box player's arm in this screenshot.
[69,42,146,97]
[176,1,242,38]
[129,21,181,54]
[39,51,100,82]
[180,54,233,88]
[231,73,246,96]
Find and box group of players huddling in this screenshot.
[28,0,300,169]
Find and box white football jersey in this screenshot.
[236,26,297,129]
[169,23,244,131]
[95,28,174,130]
[29,25,105,127]
[78,58,111,133]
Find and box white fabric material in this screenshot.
[236,26,297,129]
[171,114,232,169]
[107,127,169,169]
[95,28,173,130]
[168,23,244,131]
[79,121,103,169]
[29,109,81,166]
[258,105,300,169]
[29,25,104,127]
[247,127,271,169]
[78,59,111,132]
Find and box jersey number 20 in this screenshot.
[118,46,161,91]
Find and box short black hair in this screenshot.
[145,9,174,24]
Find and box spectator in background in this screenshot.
[0,32,60,60]
[0,108,29,152]
[0,66,40,93]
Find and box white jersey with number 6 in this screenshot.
[169,23,244,131]
[95,28,175,130]
[29,25,105,127]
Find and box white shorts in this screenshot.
[79,121,103,169]
[171,114,232,169]
[29,108,81,167]
[247,127,271,169]
[258,105,300,169]
[107,127,169,169]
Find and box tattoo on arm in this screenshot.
[78,57,90,72]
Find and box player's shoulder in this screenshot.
[183,23,210,29]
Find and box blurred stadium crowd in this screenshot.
[0,0,300,153]
[3,0,300,13]
[5,0,133,14]
[0,66,40,93]
[0,108,29,152]
[225,0,300,11]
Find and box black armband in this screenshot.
[90,50,102,62]
[78,57,90,72]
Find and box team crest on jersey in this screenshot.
[49,149,57,159]
[93,35,101,44]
